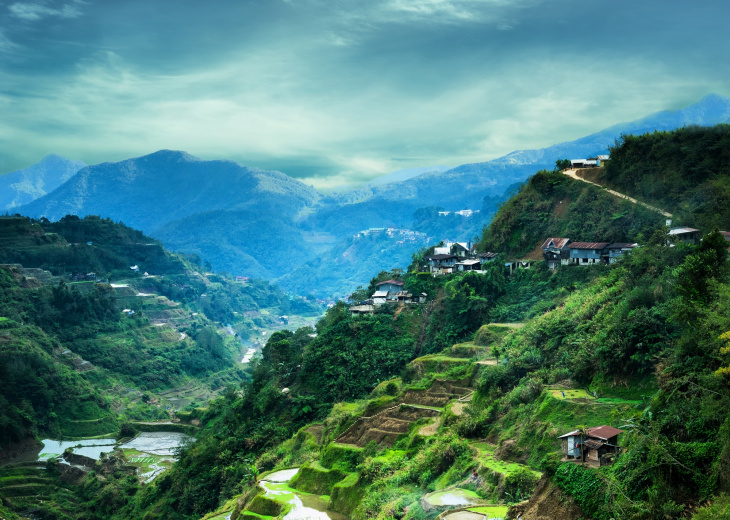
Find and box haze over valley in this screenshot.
[2,1,730,520]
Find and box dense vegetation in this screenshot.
[4,125,730,520]
[476,168,665,258]
[603,124,730,229]
[0,215,320,453]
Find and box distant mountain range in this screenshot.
[10,94,730,297]
[0,154,85,211]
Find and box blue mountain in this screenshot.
[0,154,85,211]
[14,94,730,296]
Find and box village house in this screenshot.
[455,259,482,271]
[371,280,406,305]
[395,291,427,304]
[558,425,624,467]
[352,280,425,314]
[568,242,610,265]
[426,254,459,274]
[433,242,471,258]
[596,154,610,167]
[606,242,638,263]
[375,280,404,296]
[541,238,571,269]
[669,227,701,245]
[570,159,598,168]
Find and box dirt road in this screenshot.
[563,169,672,218]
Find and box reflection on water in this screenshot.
[3,431,193,484]
[259,468,347,520]
[39,438,117,461]
[122,432,191,456]
[265,468,300,482]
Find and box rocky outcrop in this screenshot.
[506,475,584,520]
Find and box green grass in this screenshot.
[472,442,542,478]
[238,512,274,520]
[467,505,509,517]
[548,388,595,400]
[413,354,471,363]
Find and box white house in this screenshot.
[669,227,701,245]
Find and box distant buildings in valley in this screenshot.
[354,226,431,243]
[437,209,480,217]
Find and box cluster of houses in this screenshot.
[348,224,728,315]
[350,279,427,315]
[542,239,637,269]
[354,227,430,244]
[425,242,499,275]
[437,209,480,217]
[542,226,705,269]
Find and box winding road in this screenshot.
[563,169,672,218]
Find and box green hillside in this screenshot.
[476,169,665,259]
[3,126,730,520]
[602,124,730,229]
[0,215,321,460]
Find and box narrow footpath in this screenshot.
[562,169,673,218]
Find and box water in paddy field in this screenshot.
[122,431,191,456]
[259,468,348,520]
[40,438,118,461]
[2,432,193,483]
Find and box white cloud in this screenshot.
[0,33,722,187]
[0,30,17,54]
[8,0,84,21]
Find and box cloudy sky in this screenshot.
[1,0,728,187]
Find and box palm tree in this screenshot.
[576,425,589,464]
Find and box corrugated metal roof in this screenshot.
[479,252,498,258]
[457,259,481,265]
[597,155,610,160]
[541,237,570,249]
[372,291,389,297]
[558,425,623,440]
[568,242,610,249]
[669,227,700,235]
[606,243,637,250]
[583,439,604,450]
[587,426,623,440]
[427,254,458,260]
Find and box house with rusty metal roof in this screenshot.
[541,237,571,269]
[567,242,610,266]
[558,425,624,467]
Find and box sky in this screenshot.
[1,0,729,188]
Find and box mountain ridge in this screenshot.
[0,154,86,211]
[14,94,730,297]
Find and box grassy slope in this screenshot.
[477,169,664,259]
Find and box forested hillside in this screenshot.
[596,124,730,230]
[3,126,730,520]
[113,125,728,520]
[0,215,321,457]
[476,168,665,259]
